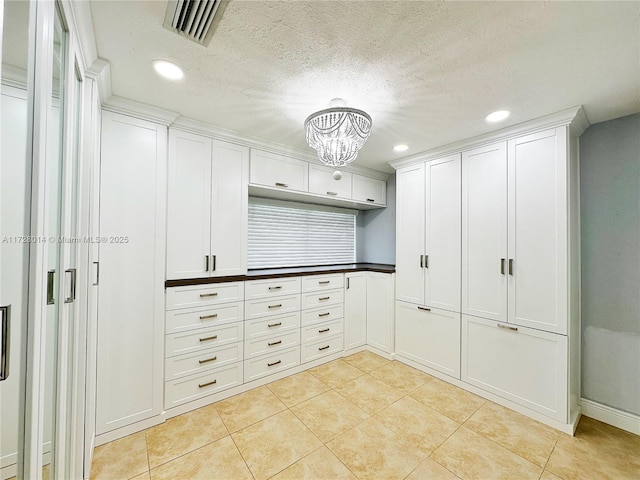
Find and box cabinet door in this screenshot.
[425,154,461,312]
[352,174,386,205]
[395,301,460,378]
[308,164,352,199]
[395,164,425,304]
[97,113,166,433]
[366,272,394,354]
[462,143,508,321]
[508,128,567,333]
[344,272,367,350]
[250,149,308,191]
[166,130,212,280]
[211,141,249,277]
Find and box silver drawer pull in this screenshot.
[198,380,217,388]
[319,328,330,333]
[319,296,330,301]
[319,345,330,351]
[417,306,431,312]
[198,356,217,364]
[326,191,337,196]
[199,335,218,342]
[318,281,330,285]
[498,324,518,332]
[268,360,282,367]
[319,312,330,317]
[268,286,282,290]
[200,292,218,298]
[275,182,289,188]
[268,340,282,346]
[366,198,375,202]
[268,322,282,328]
[199,313,218,320]
[268,304,282,309]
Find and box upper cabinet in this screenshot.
[352,174,386,205]
[166,129,249,280]
[308,164,352,199]
[250,149,308,192]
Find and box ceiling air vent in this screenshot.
[163,0,228,46]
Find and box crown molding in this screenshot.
[389,106,590,170]
[86,58,111,104]
[102,95,180,126]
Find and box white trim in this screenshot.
[102,95,179,126]
[85,59,111,106]
[580,398,640,436]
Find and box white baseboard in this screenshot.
[580,398,640,435]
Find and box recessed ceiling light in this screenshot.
[153,60,184,80]
[393,144,409,152]
[485,110,511,123]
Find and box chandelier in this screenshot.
[304,99,372,167]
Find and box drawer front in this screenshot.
[165,362,243,409]
[165,343,243,381]
[245,312,301,340]
[244,329,300,359]
[308,164,352,199]
[244,346,300,382]
[166,302,244,335]
[302,304,344,326]
[245,294,300,319]
[166,322,244,357]
[302,274,344,293]
[250,150,309,191]
[301,318,344,343]
[301,334,344,364]
[302,288,344,310]
[166,282,244,310]
[352,175,386,205]
[245,277,301,300]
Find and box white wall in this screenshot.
[357,173,396,264]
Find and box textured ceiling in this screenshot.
[90,0,640,173]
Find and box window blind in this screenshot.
[248,198,356,269]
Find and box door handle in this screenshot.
[508,259,514,275]
[205,255,209,272]
[211,255,216,272]
[420,255,424,268]
[0,305,10,381]
[93,261,100,286]
[424,255,429,268]
[47,270,55,305]
[64,268,77,304]
[500,258,506,275]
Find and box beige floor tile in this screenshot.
[375,396,459,456]
[463,401,559,467]
[130,473,150,480]
[405,458,460,480]
[327,417,425,480]
[540,470,564,480]
[307,359,365,387]
[369,361,431,395]
[432,426,542,480]
[149,436,252,480]
[271,446,357,480]
[145,403,228,468]
[291,389,369,442]
[342,350,391,372]
[232,410,322,480]
[90,431,148,480]
[267,371,330,407]
[409,377,485,423]
[335,374,404,415]
[214,385,286,433]
[545,416,640,480]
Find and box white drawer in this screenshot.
[301,318,344,343]
[164,362,243,409]
[166,302,244,335]
[165,343,243,381]
[245,312,300,340]
[245,277,301,300]
[301,334,343,364]
[301,288,344,310]
[245,294,300,320]
[166,282,244,310]
[166,322,244,357]
[302,304,344,326]
[302,274,344,292]
[244,346,300,382]
[244,328,300,359]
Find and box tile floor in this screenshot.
[90,352,640,480]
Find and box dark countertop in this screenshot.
[165,263,395,288]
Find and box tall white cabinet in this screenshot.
[166,129,249,280]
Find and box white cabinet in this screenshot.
[395,301,460,378]
[166,129,249,280]
[461,315,567,422]
[352,174,386,205]
[366,272,395,354]
[250,149,309,192]
[96,112,166,434]
[344,272,367,350]
[308,164,352,199]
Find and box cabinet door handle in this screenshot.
[319,312,330,317]
[318,345,330,351]
[200,292,218,298]
[501,258,506,275]
[47,270,55,305]
[326,191,338,196]
[199,335,218,342]
[420,255,424,268]
[198,356,217,364]
[64,268,77,304]
[346,277,350,289]
[268,340,282,346]
[508,259,514,275]
[424,255,429,268]
[198,379,217,388]
[268,286,282,290]
[319,328,330,333]
[366,198,375,202]
[93,261,100,286]
[199,313,218,320]
[268,304,282,309]
[498,323,518,332]
[275,182,288,188]
[268,322,282,328]
[319,296,330,301]
[417,306,431,312]
[0,305,10,381]
[211,255,216,272]
[268,360,282,367]
[205,255,209,272]
[319,280,330,285]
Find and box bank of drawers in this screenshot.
[164,282,245,408]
